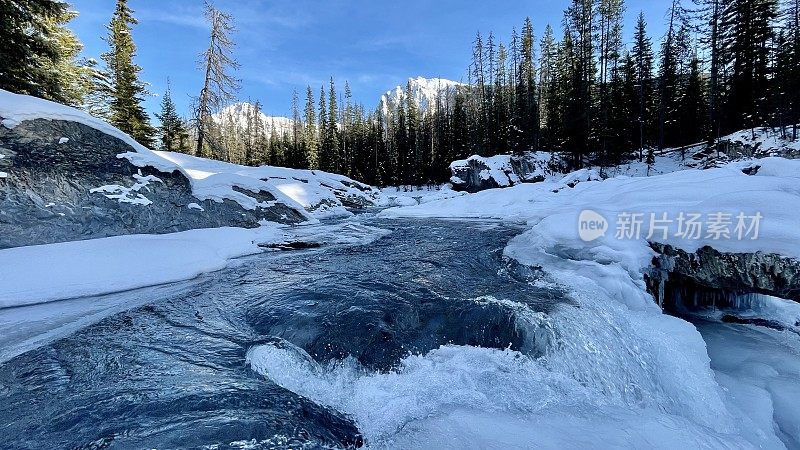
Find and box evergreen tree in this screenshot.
[289,89,302,168]
[324,78,340,173]
[318,85,329,171]
[515,18,539,153]
[773,0,799,139]
[694,0,725,142]
[0,0,87,104]
[721,0,778,132]
[102,0,155,146]
[564,0,595,165]
[156,80,189,152]
[303,86,318,169]
[677,55,709,147]
[632,12,656,159]
[538,25,558,148]
[597,0,625,164]
[657,0,688,150]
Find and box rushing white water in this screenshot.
[247,290,760,449]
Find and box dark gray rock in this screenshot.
[0,118,307,249]
[645,243,800,310]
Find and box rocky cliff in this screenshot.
[646,243,800,310]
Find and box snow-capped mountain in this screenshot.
[212,103,294,136]
[213,77,463,135]
[380,76,463,116]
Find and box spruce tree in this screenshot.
[0,0,87,104]
[516,18,538,153]
[325,78,340,173]
[156,81,189,152]
[721,0,778,132]
[103,0,155,147]
[538,25,557,148]
[632,12,656,159]
[303,86,318,169]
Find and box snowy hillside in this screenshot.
[380,76,463,116]
[212,102,295,136]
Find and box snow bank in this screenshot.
[385,157,800,259]
[0,226,287,309]
[124,150,380,219]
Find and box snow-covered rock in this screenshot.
[0,89,380,248]
[449,152,556,192]
[718,126,800,159]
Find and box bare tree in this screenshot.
[195,1,240,158]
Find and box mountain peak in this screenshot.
[380,76,463,116]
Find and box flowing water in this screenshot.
[0,218,568,449]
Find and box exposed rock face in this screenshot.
[0,118,306,249]
[449,152,555,193]
[646,243,800,311]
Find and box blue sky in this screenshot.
[68,0,669,118]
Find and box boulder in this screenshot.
[449,152,555,193]
[0,118,307,248]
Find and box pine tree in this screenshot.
[343,81,353,176]
[677,54,709,147]
[721,0,778,132]
[564,0,595,166]
[597,0,625,164]
[773,0,799,139]
[195,0,239,158]
[514,18,538,153]
[324,78,340,173]
[317,85,329,171]
[632,12,656,159]
[290,89,302,168]
[657,0,687,150]
[102,0,155,147]
[303,86,318,169]
[156,80,189,152]
[0,0,88,104]
[538,25,558,148]
[693,0,725,142]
